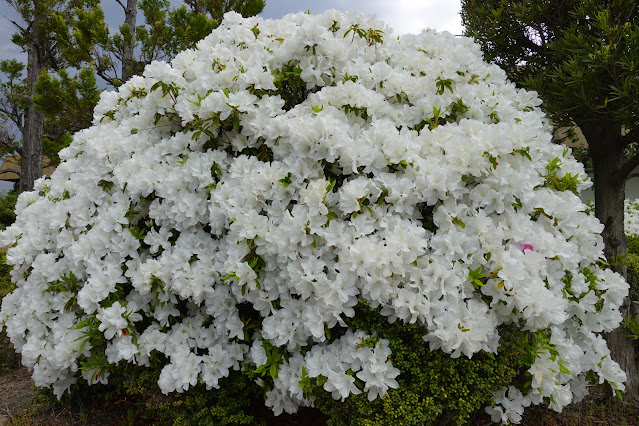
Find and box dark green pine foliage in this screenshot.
[1,0,101,192]
[0,59,100,172]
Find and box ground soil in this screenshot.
[0,367,36,424]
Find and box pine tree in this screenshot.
[3,0,101,192]
[60,0,265,88]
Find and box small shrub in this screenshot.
[0,251,17,370]
[0,190,17,231]
[626,253,639,302]
[56,363,271,425]
[311,303,528,425]
[627,235,639,257]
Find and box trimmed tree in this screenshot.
[4,0,100,192]
[0,61,100,180]
[60,0,265,88]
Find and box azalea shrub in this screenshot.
[625,199,639,241]
[0,190,17,231]
[0,10,630,425]
[625,200,639,301]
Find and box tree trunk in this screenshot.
[19,15,44,194]
[121,0,137,83]
[584,121,639,405]
[193,0,206,16]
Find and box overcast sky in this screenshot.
[0,0,463,191]
[262,1,464,35]
[0,0,463,63]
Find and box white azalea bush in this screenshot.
[625,199,639,237]
[0,10,630,424]
[624,200,639,304]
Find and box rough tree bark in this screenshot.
[18,12,45,194]
[192,0,205,16]
[583,121,639,405]
[121,0,138,83]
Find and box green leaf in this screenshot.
[452,217,466,228]
[129,225,146,240]
[558,363,571,375]
[468,266,487,288]
[150,81,163,93]
[278,172,292,187]
[435,77,454,95]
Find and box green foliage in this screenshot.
[0,61,27,153]
[0,251,17,371]
[542,156,583,195]
[0,191,17,230]
[309,303,527,425]
[627,235,639,256]
[271,61,319,111]
[253,341,283,379]
[62,0,265,88]
[151,371,267,425]
[622,315,639,341]
[35,68,101,166]
[22,299,533,425]
[343,23,384,46]
[2,0,103,192]
[625,252,639,302]
[468,266,487,289]
[55,359,272,426]
[0,26,100,188]
[0,252,14,302]
[462,0,639,132]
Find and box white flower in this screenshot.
[338,178,370,214]
[485,386,531,424]
[96,302,129,340]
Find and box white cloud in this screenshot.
[368,0,463,35]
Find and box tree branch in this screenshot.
[114,0,126,11]
[0,143,23,156]
[0,127,22,155]
[0,168,21,177]
[622,128,639,147]
[42,133,62,141]
[8,19,27,34]
[96,68,121,88]
[618,152,639,182]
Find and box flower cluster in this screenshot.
[625,199,639,237]
[0,10,629,422]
